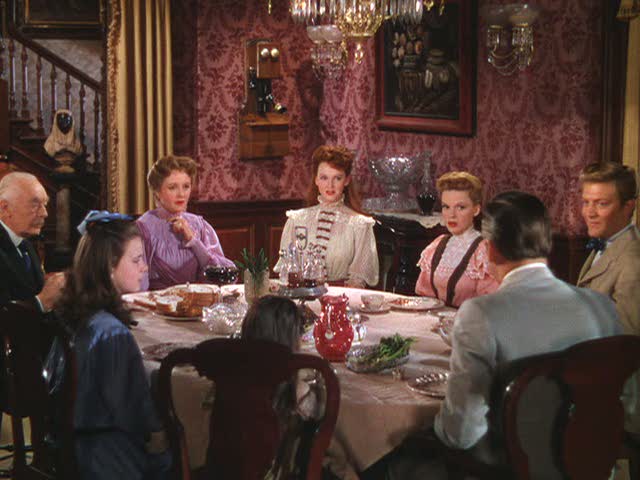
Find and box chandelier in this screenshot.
[290,0,439,63]
[482,4,540,75]
[306,25,347,79]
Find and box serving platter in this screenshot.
[406,369,450,398]
[389,296,444,312]
[346,345,409,373]
[122,284,220,319]
[152,312,201,322]
[358,303,391,315]
[276,284,328,300]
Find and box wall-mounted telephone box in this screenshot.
[239,39,289,160]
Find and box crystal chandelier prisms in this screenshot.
[291,0,431,63]
[482,3,540,75]
[307,25,347,79]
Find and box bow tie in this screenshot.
[586,238,607,252]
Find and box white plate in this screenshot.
[389,297,444,312]
[122,291,155,307]
[406,369,450,398]
[436,310,457,320]
[152,312,201,322]
[358,303,391,314]
[142,342,196,361]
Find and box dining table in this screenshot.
[128,285,453,479]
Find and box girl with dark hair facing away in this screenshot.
[57,211,171,480]
[241,296,326,479]
[241,295,319,419]
[274,145,379,288]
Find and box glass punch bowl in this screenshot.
[368,152,430,212]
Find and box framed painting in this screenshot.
[18,0,103,38]
[375,0,477,136]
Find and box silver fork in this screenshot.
[415,372,449,384]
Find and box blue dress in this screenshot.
[73,310,171,480]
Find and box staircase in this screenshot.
[1,24,106,269]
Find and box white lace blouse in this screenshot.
[274,198,379,287]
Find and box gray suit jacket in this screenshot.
[577,225,640,335]
[435,264,621,459]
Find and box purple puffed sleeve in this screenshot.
[185,217,235,269]
[137,220,150,291]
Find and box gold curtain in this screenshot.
[618,0,640,19]
[622,17,640,225]
[106,0,174,214]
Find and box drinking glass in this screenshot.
[204,266,240,286]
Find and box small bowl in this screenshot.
[361,294,385,311]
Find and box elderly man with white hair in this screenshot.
[0,171,65,311]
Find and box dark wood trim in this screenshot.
[373,214,447,293]
[600,0,628,164]
[7,24,103,90]
[549,234,589,285]
[191,199,304,222]
[11,0,104,39]
[190,198,304,266]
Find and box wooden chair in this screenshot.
[0,301,77,479]
[432,335,640,480]
[157,338,340,480]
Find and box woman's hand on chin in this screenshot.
[168,216,194,243]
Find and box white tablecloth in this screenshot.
[130,286,452,478]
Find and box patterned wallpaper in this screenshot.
[173,0,603,235]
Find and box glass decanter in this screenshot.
[287,243,302,288]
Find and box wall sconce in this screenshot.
[482,4,540,75]
[306,25,346,80]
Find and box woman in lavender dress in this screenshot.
[137,156,234,290]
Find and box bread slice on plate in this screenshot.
[165,284,221,307]
[154,294,185,316]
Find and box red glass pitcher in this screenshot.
[314,294,353,362]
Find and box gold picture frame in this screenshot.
[375,0,477,136]
[19,0,104,39]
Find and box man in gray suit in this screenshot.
[386,191,621,479]
[577,162,640,335]
[435,191,621,455]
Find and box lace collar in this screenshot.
[317,195,346,209]
[450,227,481,244]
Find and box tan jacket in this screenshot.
[577,226,640,335]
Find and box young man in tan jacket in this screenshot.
[578,162,640,335]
